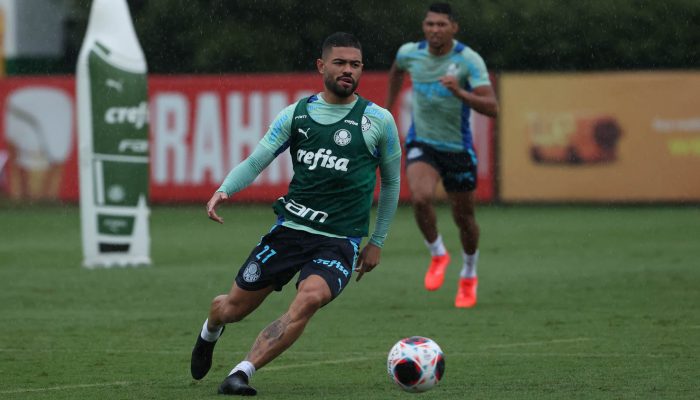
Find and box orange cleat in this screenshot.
[455,277,478,308]
[424,252,450,291]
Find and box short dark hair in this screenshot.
[321,32,362,58]
[428,2,456,21]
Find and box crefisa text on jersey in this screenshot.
[296,148,349,171]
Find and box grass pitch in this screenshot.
[0,204,698,399]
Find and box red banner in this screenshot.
[0,73,495,203]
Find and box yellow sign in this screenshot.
[500,72,700,202]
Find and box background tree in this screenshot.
[62,0,700,74]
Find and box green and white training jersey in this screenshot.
[218,92,401,246]
[396,39,491,152]
[272,95,378,236]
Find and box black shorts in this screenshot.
[235,225,358,300]
[404,141,478,192]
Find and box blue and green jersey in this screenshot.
[396,39,491,152]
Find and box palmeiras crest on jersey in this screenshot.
[361,115,371,132]
[243,262,261,282]
[334,129,352,146]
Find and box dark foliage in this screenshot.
[62,0,700,73]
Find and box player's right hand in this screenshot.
[206,191,229,224]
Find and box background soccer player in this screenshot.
[190,32,401,395]
[385,3,498,308]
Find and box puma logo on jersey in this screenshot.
[298,128,310,139]
[296,148,349,171]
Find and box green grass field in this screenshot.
[1,204,699,399]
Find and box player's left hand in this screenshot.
[439,75,460,94]
[354,243,381,282]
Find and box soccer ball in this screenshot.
[387,336,445,392]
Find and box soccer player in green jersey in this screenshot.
[386,3,498,308]
[190,32,402,396]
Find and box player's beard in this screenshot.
[325,74,359,98]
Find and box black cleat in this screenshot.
[190,325,224,380]
[218,371,257,396]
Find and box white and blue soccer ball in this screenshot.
[387,336,445,393]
